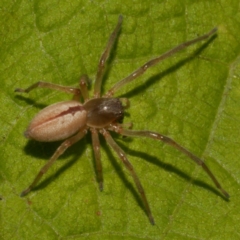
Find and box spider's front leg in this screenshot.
[109,124,229,199]
[94,15,123,97]
[105,27,217,97]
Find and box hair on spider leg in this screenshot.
[15,16,228,225]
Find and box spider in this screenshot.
[15,15,229,225]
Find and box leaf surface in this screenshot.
[1,0,240,239]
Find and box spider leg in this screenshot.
[110,125,229,198]
[101,129,155,225]
[15,81,82,100]
[79,75,90,101]
[20,129,87,197]
[91,128,103,191]
[106,28,217,97]
[94,15,123,97]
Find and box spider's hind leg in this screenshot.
[101,128,155,225]
[20,129,87,197]
[110,124,229,199]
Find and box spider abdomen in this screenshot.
[25,100,87,142]
[84,98,124,128]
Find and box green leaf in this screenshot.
[1,0,240,239]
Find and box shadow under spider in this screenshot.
[23,125,228,214]
[24,139,87,192]
[15,95,48,110]
[117,139,229,202]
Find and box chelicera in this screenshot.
[15,16,229,225]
